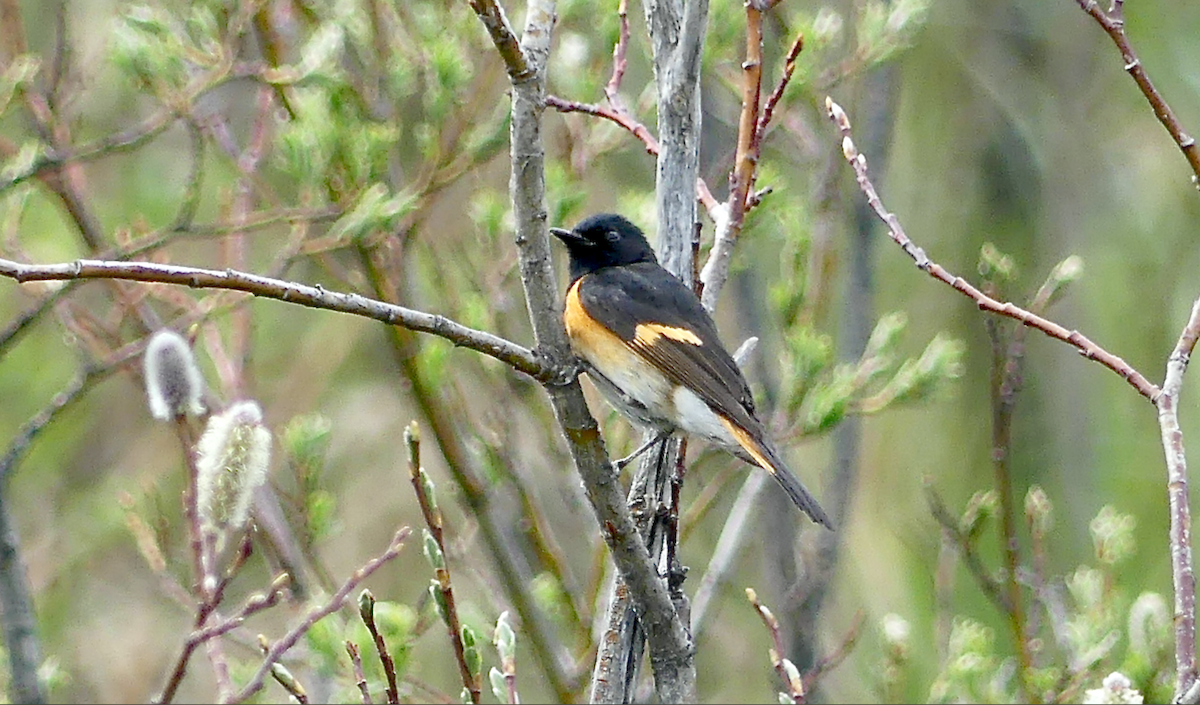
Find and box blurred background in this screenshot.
[1,0,1199,702]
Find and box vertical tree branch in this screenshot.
[1158,297,1200,700]
[473,0,697,701]
[0,481,43,704]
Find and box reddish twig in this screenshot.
[824,98,1160,401]
[746,588,805,703]
[1074,0,1200,184]
[346,641,373,704]
[405,424,480,703]
[224,528,411,704]
[359,591,400,704]
[801,612,864,693]
[154,574,290,704]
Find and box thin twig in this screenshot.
[406,425,479,703]
[346,641,373,704]
[154,575,289,704]
[1074,0,1200,184]
[824,97,1160,400]
[800,612,863,692]
[746,588,805,703]
[224,528,411,704]
[923,480,1008,612]
[359,591,399,704]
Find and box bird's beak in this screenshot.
[549,227,585,246]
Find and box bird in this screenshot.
[550,212,833,529]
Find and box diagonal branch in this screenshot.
[824,98,1160,401]
[1074,1,1200,184]
[0,257,547,380]
[474,0,697,702]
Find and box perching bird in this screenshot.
[551,213,833,528]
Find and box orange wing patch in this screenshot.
[634,322,703,347]
[719,416,774,474]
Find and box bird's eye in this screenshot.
[604,230,621,244]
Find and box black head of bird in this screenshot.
[549,213,658,280]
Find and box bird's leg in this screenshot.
[615,431,672,470]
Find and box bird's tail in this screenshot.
[720,417,835,529]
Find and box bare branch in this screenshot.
[1157,297,1200,699]
[0,257,547,381]
[824,97,1160,401]
[1074,1,1200,184]
[224,528,410,704]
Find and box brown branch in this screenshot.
[824,98,1160,400]
[923,480,1008,613]
[154,576,289,704]
[224,528,411,704]
[346,641,373,705]
[0,257,547,381]
[747,588,805,703]
[405,425,479,703]
[1157,297,1200,699]
[358,591,399,704]
[466,0,533,82]
[800,612,863,694]
[1074,0,1200,184]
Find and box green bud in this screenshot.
[493,611,516,663]
[418,468,439,517]
[1024,485,1053,538]
[490,667,508,702]
[1089,505,1136,566]
[429,581,448,625]
[977,242,1016,284]
[422,529,444,570]
[358,589,375,622]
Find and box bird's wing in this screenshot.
[576,263,761,431]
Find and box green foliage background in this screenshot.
[1,0,1199,702]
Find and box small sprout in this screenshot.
[494,610,516,664]
[462,624,483,677]
[1025,485,1053,537]
[1082,671,1144,704]
[144,330,205,420]
[960,490,998,537]
[422,529,444,570]
[841,135,858,162]
[1050,254,1084,286]
[825,97,850,132]
[1090,505,1136,566]
[780,658,802,693]
[429,581,449,625]
[977,242,1016,284]
[270,662,307,700]
[489,667,508,702]
[418,468,439,518]
[359,589,376,622]
[195,401,272,545]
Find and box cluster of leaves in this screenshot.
[876,497,1171,704]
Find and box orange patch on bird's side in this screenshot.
[634,322,703,346]
[719,416,774,474]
